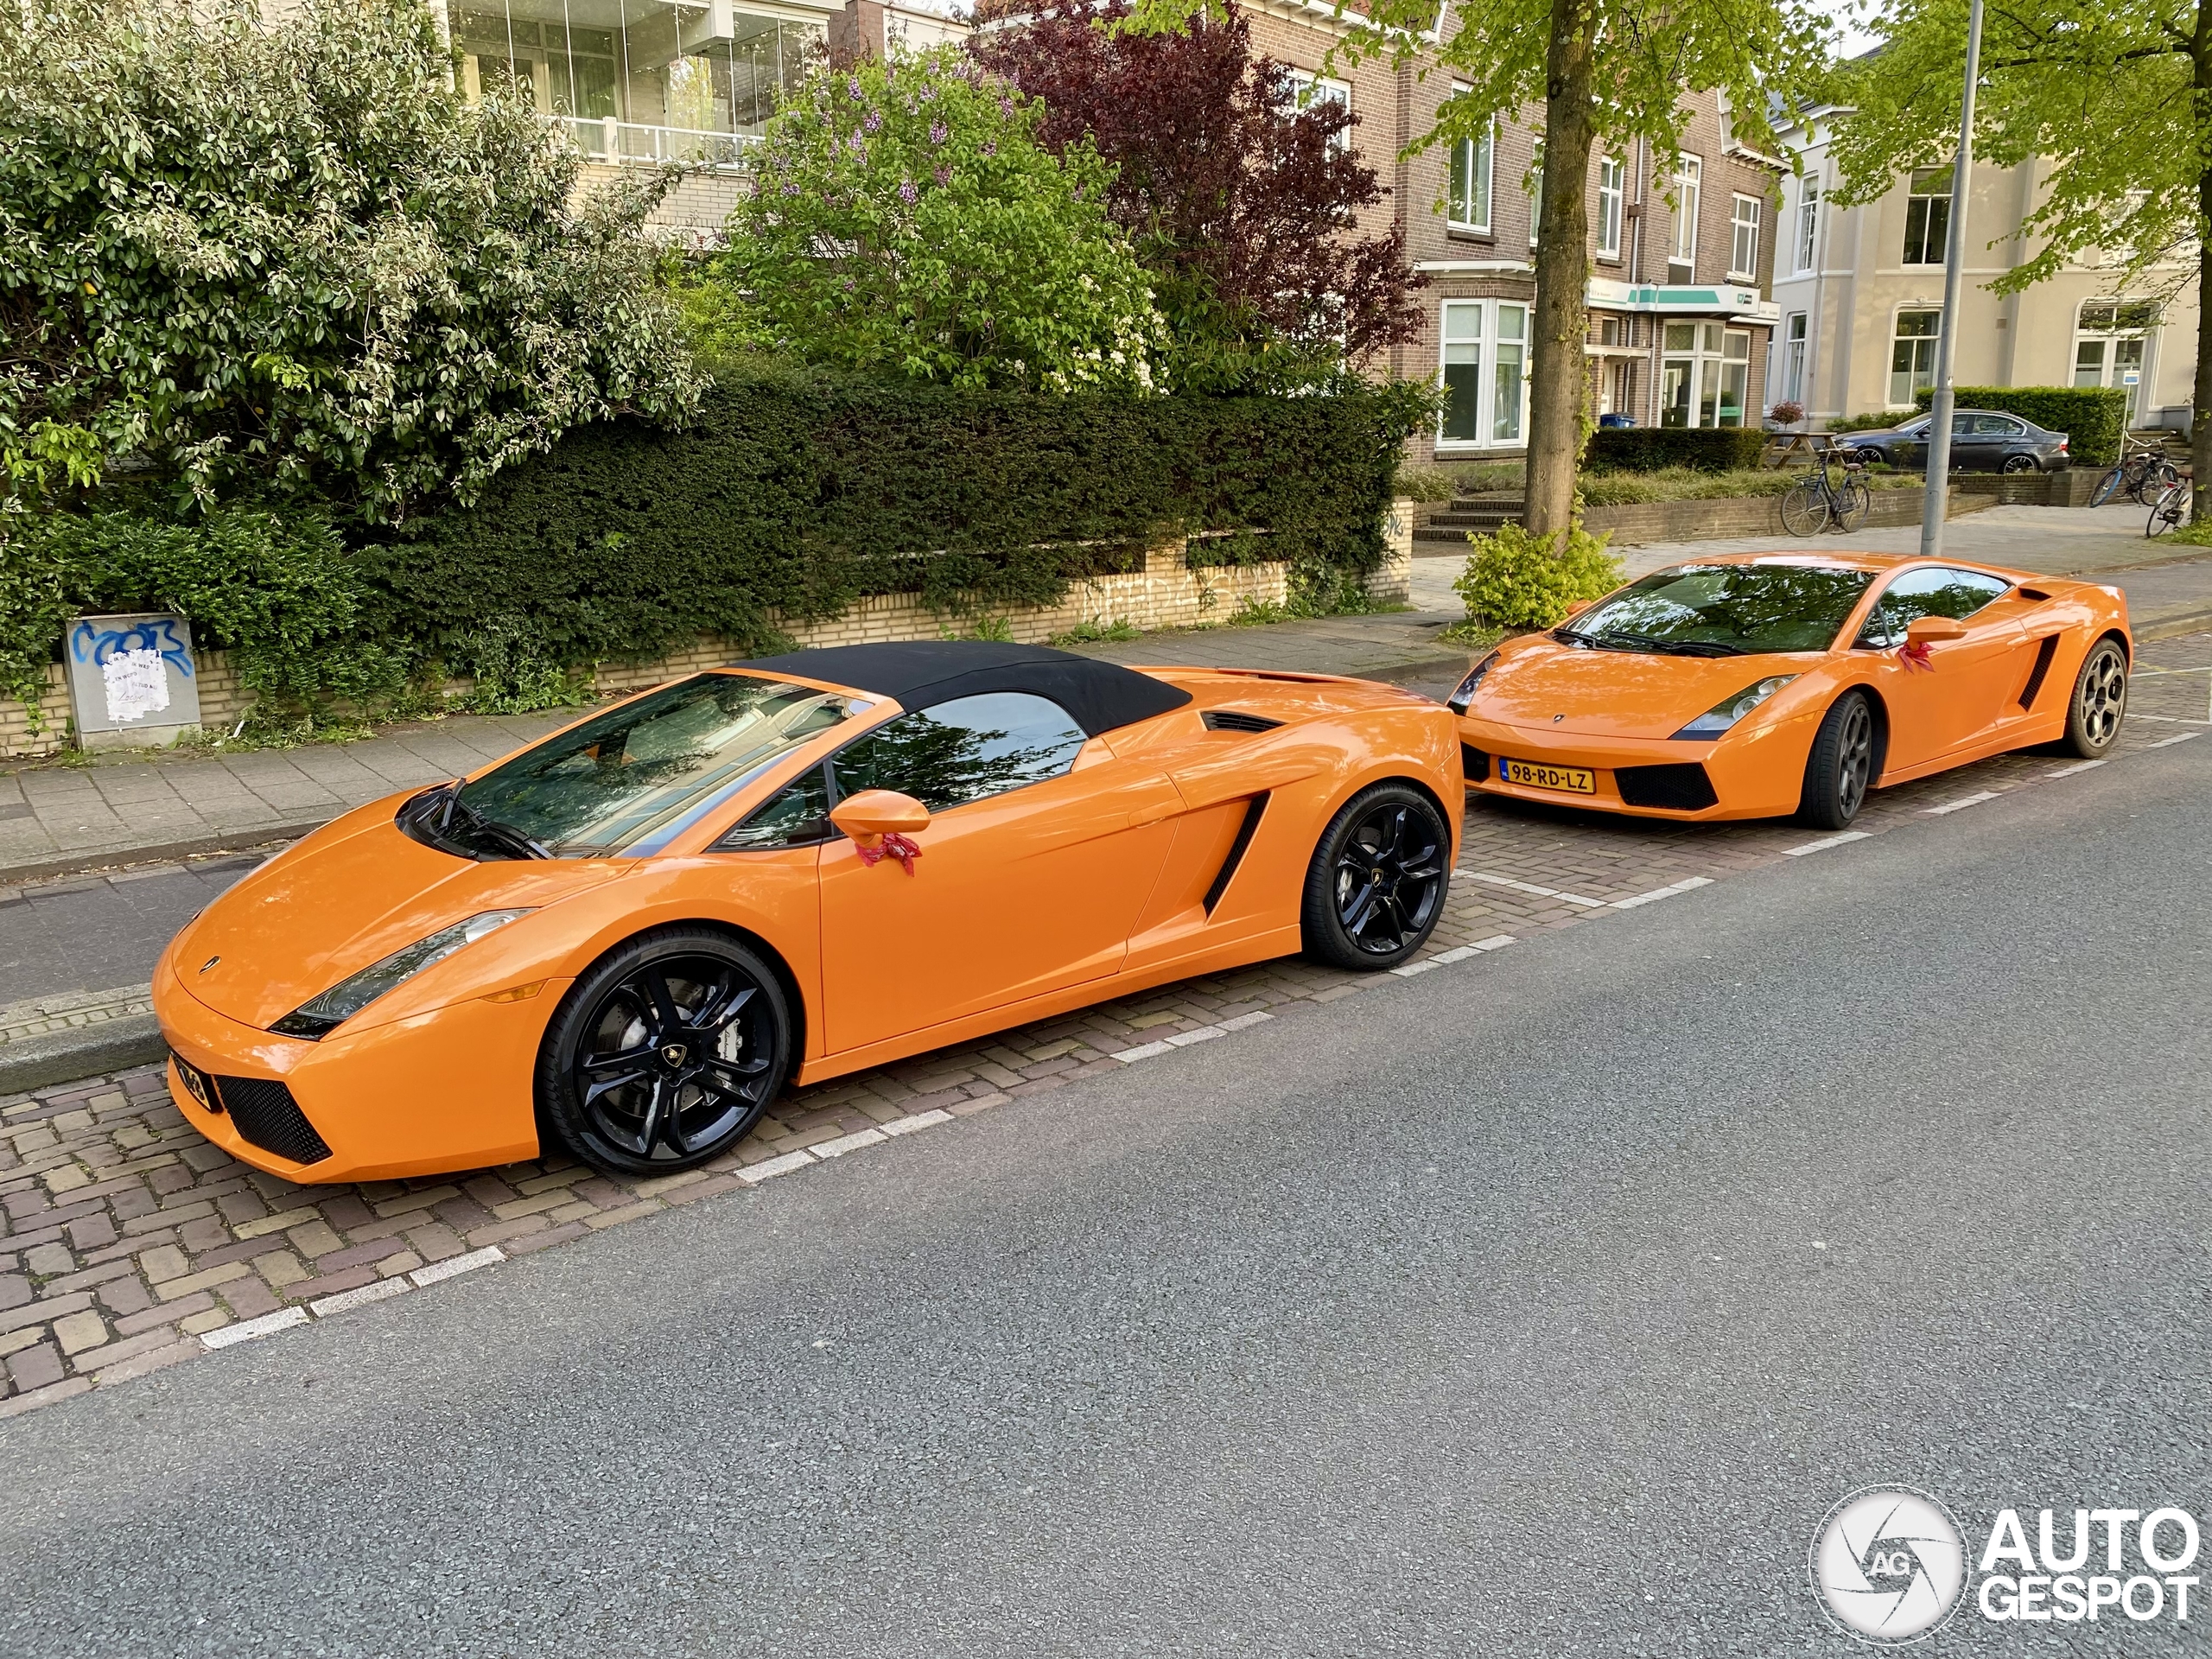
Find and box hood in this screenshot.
[1471,639,1816,740]
[174,810,626,1028]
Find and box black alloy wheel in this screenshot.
[537,928,790,1175]
[2063,638,2128,758]
[1797,691,1876,830]
[2001,453,2038,475]
[1301,783,1450,971]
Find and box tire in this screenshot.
[1831,477,1872,532]
[1796,691,1877,830]
[2146,481,2186,538]
[1779,480,1830,537]
[2062,637,2128,758]
[2000,453,2037,475]
[1300,783,1450,971]
[537,926,791,1176]
[2089,465,2126,507]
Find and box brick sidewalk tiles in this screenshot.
[3,633,2203,1420]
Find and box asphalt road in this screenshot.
[3,741,2209,1656]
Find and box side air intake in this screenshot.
[1202,709,1285,734]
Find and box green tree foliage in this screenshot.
[0,0,700,522]
[705,48,1164,391]
[1828,0,2208,505]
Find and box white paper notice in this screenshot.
[102,647,171,724]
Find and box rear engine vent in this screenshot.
[2018,634,2060,709]
[215,1077,334,1166]
[1202,709,1285,734]
[1616,763,1719,812]
[2018,587,2053,601]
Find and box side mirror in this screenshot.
[830,789,930,849]
[1904,615,1968,645]
[1561,599,1593,620]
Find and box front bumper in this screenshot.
[1458,711,1815,822]
[153,952,566,1184]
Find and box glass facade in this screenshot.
[1660,321,1751,428]
[449,0,823,166]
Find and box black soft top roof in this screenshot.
[734,641,1192,737]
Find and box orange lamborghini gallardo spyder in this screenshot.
[155,644,1460,1182]
[1450,551,2132,829]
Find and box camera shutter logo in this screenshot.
[1809,1486,1969,1643]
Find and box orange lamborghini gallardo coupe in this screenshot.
[1451,551,2132,829]
[155,644,1460,1182]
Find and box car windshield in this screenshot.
[448,675,858,855]
[1560,563,1875,656]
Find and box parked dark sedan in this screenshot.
[1839,410,2071,474]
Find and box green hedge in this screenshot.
[1584,427,1770,474]
[1911,385,2128,467]
[367,369,1427,672]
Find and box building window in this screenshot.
[449,0,819,165]
[1597,156,1624,258]
[1902,166,1952,265]
[1794,178,1820,272]
[1729,195,1761,279]
[1284,69,1351,156]
[1890,309,1941,404]
[1781,311,1808,405]
[1439,300,1529,448]
[1659,321,1751,428]
[1528,143,1543,249]
[2074,299,2161,425]
[1672,154,1701,266]
[1447,112,1493,232]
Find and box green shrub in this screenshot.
[1453,523,1625,630]
[1393,465,1464,504]
[1910,385,2129,466]
[1823,410,1900,435]
[1584,427,1769,473]
[1578,466,1923,506]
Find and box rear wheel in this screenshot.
[1830,477,1872,532]
[2146,480,2187,537]
[1796,691,1876,830]
[537,927,791,1176]
[2063,638,2128,758]
[1779,480,1830,537]
[2000,453,2038,475]
[1301,784,1449,971]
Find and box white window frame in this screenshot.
[1793,177,1820,272]
[1658,320,1752,429]
[1447,110,1494,233]
[1890,308,1942,406]
[1528,143,1544,248]
[1781,311,1808,405]
[1729,194,1761,280]
[1284,69,1351,156]
[2073,297,2159,424]
[1671,153,1701,266]
[1437,299,1531,450]
[1597,156,1624,258]
[1902,166,1953,266]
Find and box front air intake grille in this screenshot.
[1616,763,1719,812]
[214,1077,334,1166]
[1462,743,1491,783]
[1202,709,1285,734]
[2018,634,2060,709]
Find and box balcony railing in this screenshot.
[552,116,757,171]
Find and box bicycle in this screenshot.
[2093,434,2181,507]
[2146,474,2192,537]
[1779,452,1872,537]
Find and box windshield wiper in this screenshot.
[416,780,551,861]
[1588,628,1748,658]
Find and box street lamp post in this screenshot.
[1919,0,1986,558]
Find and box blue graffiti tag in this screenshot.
[69,617,194,678]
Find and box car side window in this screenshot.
[1973,414,2022,436]
[1856,568,2014,647]
[716,764,835,850]
[832,692,1088,814]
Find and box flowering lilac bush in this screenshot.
[713,48,1161,391]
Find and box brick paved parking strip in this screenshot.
[2,633,2204,1420]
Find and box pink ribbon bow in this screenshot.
[856,831,923,875]
[1898,640,1934,671]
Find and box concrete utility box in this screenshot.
[65,613,203,751]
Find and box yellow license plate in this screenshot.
[1499,758,1596,795]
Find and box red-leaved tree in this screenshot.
[969,0,1422,388]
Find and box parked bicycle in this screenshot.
[2145,474,2192,538]
[2093,434,2181,507]
[1779,453,1872,537]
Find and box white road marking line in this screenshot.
[410,1245,505,1287]
[1783,831,1872,856]
[1220,1009,1274,1032]
[738,1148,818,1183]
[880,1108,954,1136]
[2126,713,2207,723]
[811,1127,887,1159]
[199,1306,309,1351]
[308,1277,412,1319]
[1112,1039,1174,1063]
[1389,935,1518,976]
[1457,871,1606,907]
[1165,1025,1225,1046]
[2047,759,2107,778]
[2145,730,2204,749]
[1609,876,1715,909]
[1923,791,2000,816]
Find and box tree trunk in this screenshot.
[2195,16,2212,520]
[1522,0,1598,539]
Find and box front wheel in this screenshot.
[2063,638,2128,758]
[1779,480,1830,537]
[1796,691,1876,830]
[1301,783,1450,971]
[537,927,791,1176]
[2089,465,2126,507]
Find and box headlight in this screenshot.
[1446,651,1501,715]
[1671,676,1799,740]
[270,909,535,1039]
